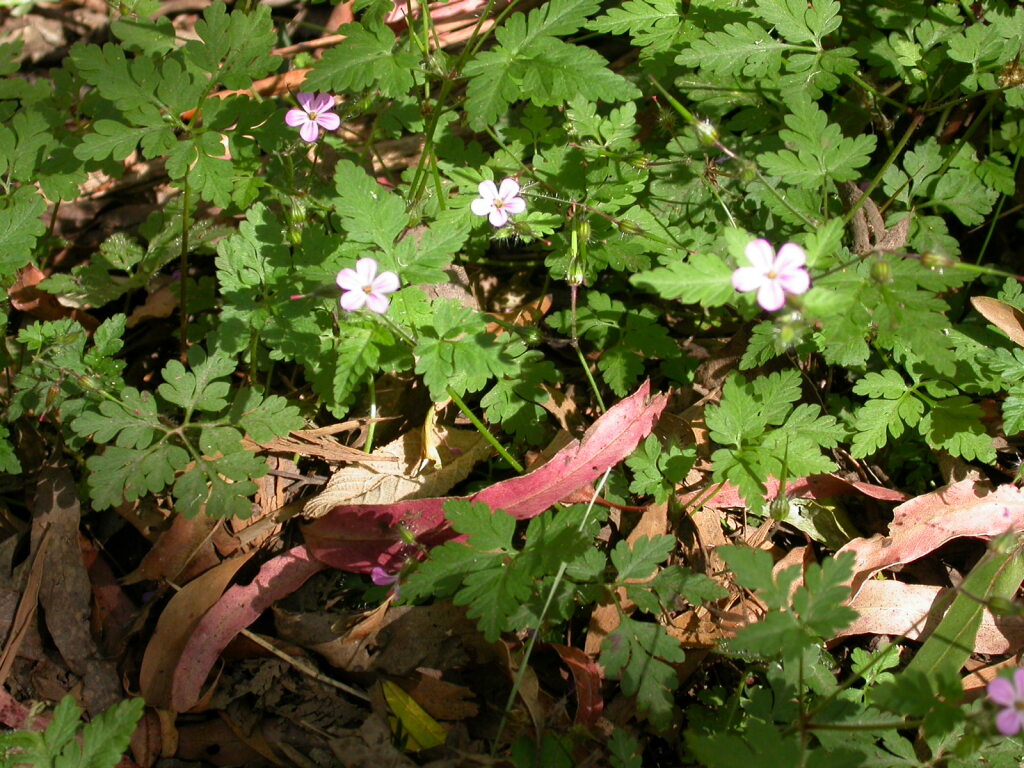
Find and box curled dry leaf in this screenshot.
[303,426,491,519]
[170,546,326,713]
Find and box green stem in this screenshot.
[492,467,612,751]
[841,111,924,227]
[375,310,523,474]
[178,175,192,359]
[447,387,523,473]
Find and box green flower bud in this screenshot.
[768,494,790,521]
[566,257,585,286]
[617,219,644,236]
[576,219,591,243]
[870,260,893,284]
[695,119,720,147]
[921,251,956,269]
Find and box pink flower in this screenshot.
[732,239,811,312]
[336,258,400,314]
[370,567,398,587]
[470,178,526,227]
[285,93,341,143]
[988,668,1024,736]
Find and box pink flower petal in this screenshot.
[340,290,367,312]
[775,242,807,271]
[732,266,763,293]
[354,258,378,284]
[371,271,400,294]
[497,177,521,200]
[336,268,361,291]
[489,207,510,227]
[285,109,307,127]
[757,281,786,312]
[309,93,335,113]
[989,678,1016,707]
[504,197,526,215]
[477,179,499,201]
[299,121,320,143]
[778,268,810,295]
[744,239,775,271]
[316,112,341,132]
[996,708,1024,736]
[296,92,315,110]
[364,292,391,314]
[1012,668,1024,696]
[471,198,493,216]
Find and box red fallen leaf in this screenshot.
[169,546,325,713]
[304,380,669,572]
[838,479,1024,597]
[548,643,603,728]
[677,473,907,508]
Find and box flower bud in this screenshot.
[576,219,591,243]
[870,259,893,284]
[768,494,790,521]
[695,119,720,147]
[617,219,644,236]
[920,251,956,269]
[566,256,585,286]
[522,327,544,347]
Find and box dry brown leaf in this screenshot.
[122,513,223,585]
[972,296,1024,348]
[837,479,1024,597]
[837,579,1024,654]
[125,278,179,328]
[302,426,492,518]
[401,672,479,721]
[139,551,256,709]
[30,467,122,715]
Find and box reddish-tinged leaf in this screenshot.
[140,551,256,709]
[170,546,325,713]
[838,479,1024,596]
[677,473,907,508]
[305,381,668,572]
[173,384,667,711]
[838,580,1024,654]
[549,643,604,727]
[475,381,668,518]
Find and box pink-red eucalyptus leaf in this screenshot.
[170,546,326,713]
